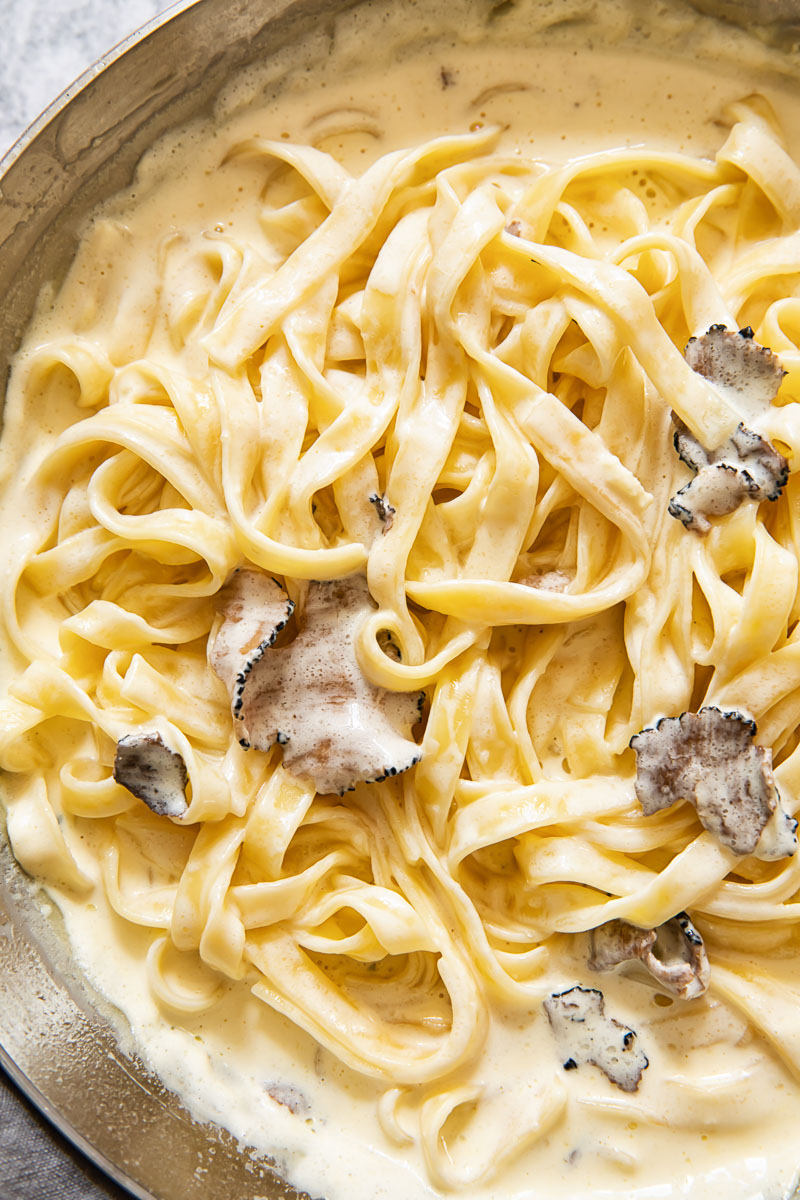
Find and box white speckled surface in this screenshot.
[0,0,176,157]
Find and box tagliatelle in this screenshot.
[6,48,800,1198]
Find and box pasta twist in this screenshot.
[3,89,800,1192]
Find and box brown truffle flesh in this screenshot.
[207,569,295,735]
[210,572,423,795]
[543,986,648,1093]
[630,707,797,859]
[684,324,786,415]
[589,912,710,1001]
[368,492,396,533]
[668,326,788,534]
[669,418,788,534]
[265,1082,309,1114]
[113,732,189,818]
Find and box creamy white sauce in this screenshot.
[6,2,800,1198]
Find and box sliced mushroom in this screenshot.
[589,912,710,1000]
[543,986,648,1093]
[630,706,797,860]
[207,569,295,731]
[113,732,188,818]
[209,572,423,795]
[668,326,788,534]
[368,492,396,533]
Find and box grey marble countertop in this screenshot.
[0,7,180,1198]
[0,0,176,158]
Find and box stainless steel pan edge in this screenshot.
[3,1,800,1198]
[0,0,362,400]
[0,825,309,1200]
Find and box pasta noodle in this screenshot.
[5,17,800,1198]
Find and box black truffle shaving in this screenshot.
[209,573,424,795]
[669,417,788,534]
[543,986,648,1092]
[589,912,710,1000]
[265,1082,310,1114]
[207,570,295,746]
[684,324,785,402]
[630,706,797,859]
[669,326,788,534]
[369,493,396,533]
[113,732,189,818]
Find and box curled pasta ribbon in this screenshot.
[249,929,488,1084]
[4,775,92,893]
[59,759,136,819]
[5,89,800,1195]
[377,1088,415,1147]
[419,1079,567,1189]
[14,339,114,411]
[146,936,225,1014]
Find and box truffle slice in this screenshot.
[589,912,709,1000]
[669,326,788,534]
[113,732,188,818]
[669,418,788,535]
[543,986,648,1093]
[265,1082,309,1115]
[368,492,396,533]
[209,573,423,795]
[684,324,785,411]
[630,707,797,860]
[207,569,295,732]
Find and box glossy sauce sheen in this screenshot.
[5,2,800,1198]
